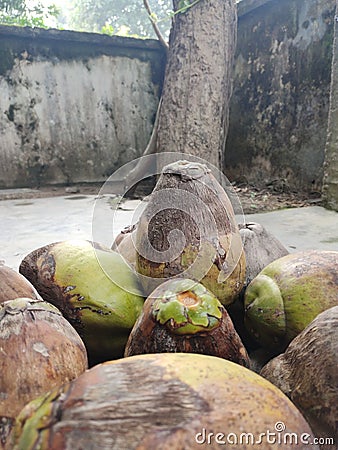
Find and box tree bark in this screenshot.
[125,0,237,189]
[156,0,237,170]
[322,1,338,211]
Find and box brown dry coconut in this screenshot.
[135,160,246,304]
[111,223,137,268]
[0,264,41,304]
[238,222,289,287]
[261,306,338,447]
[0,298,88,447]
[10,353,317,450]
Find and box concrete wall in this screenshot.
[225,0,335,193]
[0,27,165,188]
[0,0,336,193]
[322,1,338,211]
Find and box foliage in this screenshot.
[0,0,60,27]
[0,0,211,37]
[68,0,173,38]
[69,0,208,38]
[0,0,241,37]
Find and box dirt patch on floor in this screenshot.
[0,181,322,214]
[232,183,322,213]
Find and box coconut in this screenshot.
[224,223,289,353]
[19,240,144,366]
[111,223,137,268]
[0,298,87,447]
[0,263,41,304]
[10,353,317,450]
[261,306,338,447]
[238,222,289,287]
[125,278,250,367]
[135,160,245,304]
[244,250,338,352]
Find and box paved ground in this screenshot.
[0,193,337,271]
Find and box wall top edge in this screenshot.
[0,24,164,52]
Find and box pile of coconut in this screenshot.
[1,161,337,450]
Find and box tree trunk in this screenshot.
[125,0,237,190]
[322,1,338,211]
[156,0,237,171]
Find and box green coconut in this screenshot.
[135,160,246,305]
[226,221,289,354]
[125,278,250,367]
[19,240,144,365]
[244,250,338,351]
[10,353,317,450]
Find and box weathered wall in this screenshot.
[0,27,165,188]
[225,0,335,193]
[322,0,338,210]
[0,0,336,193]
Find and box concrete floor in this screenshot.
[0,193,337,271]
